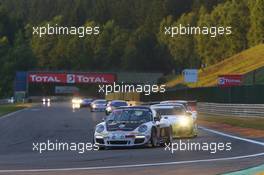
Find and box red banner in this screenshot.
[28,73,116,84]
[218,75,243,87]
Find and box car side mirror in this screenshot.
[154,113,161,122]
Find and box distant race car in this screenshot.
[94,106,171,149]
[80,98,93,108]
[105,100,128,115]
[90,99,107,112]
[160,100,197,120]
[42,97,51,103]
[151,104,198,138]
[72,97,82,109]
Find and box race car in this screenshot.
[105,100,128,115]
[90,99,107,112]
[151,104,198,138]
[80,98,93,108]
[42,97,51,103]
[72,97,82,109]
[160,100,197,120]
[94,106,171,149]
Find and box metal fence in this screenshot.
[0,99,9,105]
[198,102,264,117]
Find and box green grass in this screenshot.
[198,114,264,130]
[166,44,264,88]
[0,104,30,117]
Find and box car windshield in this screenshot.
[112,101,128,107]
[155,107,185,116]
[95,100,106,104]
[84,99,92,102]
[107,109,152,124]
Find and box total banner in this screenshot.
[218,74,243,87]
[28,72,116,84]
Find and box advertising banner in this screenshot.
[183,69,198,83]
[28,72,116,84]
[218,75,243,87]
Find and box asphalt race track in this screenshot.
[0,102,263,175]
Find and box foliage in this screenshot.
[0,0,263,96]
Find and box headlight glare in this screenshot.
[179,117,191,127]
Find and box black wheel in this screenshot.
[150,128,158,147]
[98,146,105,150]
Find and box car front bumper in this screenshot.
[94,132,151,147]
[172,124,197,138]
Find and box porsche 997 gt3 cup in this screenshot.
[151,104,198,138]
[94,106,171,149]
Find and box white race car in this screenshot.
[151,104,198,138]
[90,99,107,112]
[160,100,197,121]
[94,106,171,149]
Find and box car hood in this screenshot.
[106,122,141,131]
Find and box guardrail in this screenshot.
[198,102,264,117]
[0,99,9,105]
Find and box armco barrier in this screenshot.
[198,103,264,117]
[140,85,264,104]
[0,99,9,105]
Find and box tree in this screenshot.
[158,13,201,71]
[196,0,249,65]
[247,0,264,47]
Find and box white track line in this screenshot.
[0,124,263,173]
[0,108,27,120]
[0,152,263,173]
[200,126,264,146]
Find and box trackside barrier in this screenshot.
[0,99,9,105]
[198,103,264,117]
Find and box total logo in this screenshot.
[218,78,226,85]
[219,78,241,85]
[67,74,108,83]
[29,74,62,83]
[28,72,115,84]
[67,74,76,83]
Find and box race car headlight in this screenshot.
[106,106,111,111]
[92,104,96,108]
[96,125,104,133]
[138,125,148,133]
[179,117,192,127]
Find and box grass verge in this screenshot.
[0,103,31,117]
[198,113,264,131]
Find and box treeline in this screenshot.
[0,0,263,97]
